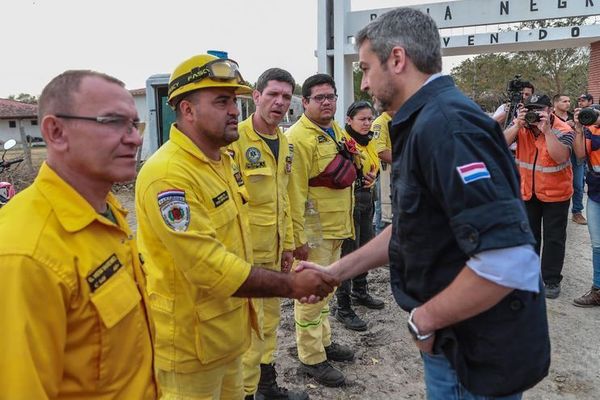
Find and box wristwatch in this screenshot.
[407,308,434,341]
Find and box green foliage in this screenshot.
[450,18,590,112]
[8,93,38,104]
[353,64,371,102]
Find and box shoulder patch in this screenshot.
[456,162,491,184]
[158,189,190,231]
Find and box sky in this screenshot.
[0,0,464,98]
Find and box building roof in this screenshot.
[0,98,38,119]
[129,88,145,96]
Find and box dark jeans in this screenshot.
[571,152,585,214]
[525,195,570,285]
[338,190,374,296]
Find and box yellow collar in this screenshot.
[35,162,125,233]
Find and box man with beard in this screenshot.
[135,55,337,399]
[298,8,550,399]
[286,73,356,387]
[230,68,309,400]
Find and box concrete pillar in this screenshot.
[588,41,600,102]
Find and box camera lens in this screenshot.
[578,107,599,126]
[524,111,541,124]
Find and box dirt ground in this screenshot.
[5,148,600,400]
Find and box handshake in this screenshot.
[288,261,339,303]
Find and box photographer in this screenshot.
[493,78,534,128]
[572,106,600,306]
[504,94,575,299]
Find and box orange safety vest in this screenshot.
[515,117,573,202]
[587,125,600,172]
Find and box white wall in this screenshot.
[0,118,42,144]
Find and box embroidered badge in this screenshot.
[285,155,293,174]
[213,191,230,207]
[246,147,261,163]
[456,162,491,184]
[288,143,294,153]
[317,135,328,143]
[87,254,123,292]
[158,190,190,231]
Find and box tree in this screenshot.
[352,64,371,102]
[7,93,38,104]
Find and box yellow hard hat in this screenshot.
[167,54,252,105]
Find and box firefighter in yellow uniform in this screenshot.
[0,71,157,399]
[231,68,309,400]
[287,74,355,388]
[334,100,384,332]
[136,55,338,400]
[371,111,393,231]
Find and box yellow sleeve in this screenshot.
[0,255,68,399]
[138,178,251,299]
[286,132,313,248]
[375,122,391,154]
[283,185,295,251]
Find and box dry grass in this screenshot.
[2,146,47,192]
[1,146,134,194]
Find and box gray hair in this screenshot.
[38,70,124,119]
[356,8,442,74]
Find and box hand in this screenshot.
[514,106,526,128]
[296,261,340,303]
[281,251,294,273]
[411,307,436,354]
[293,243,309,261]
[289,269,338,300]
[362,167,377,188]
[414,333,436,354]
[535,110,552,135]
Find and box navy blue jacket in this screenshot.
[389,75,550,396]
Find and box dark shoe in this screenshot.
[573,287,600,307]
[245,396,255,400]
[256,363,309,400]
[335,308,368,331]
[351,291,385,309]
[299,361,345,387]
[545,282,561,299]
[572,213,587,225]
[324,342,354,362]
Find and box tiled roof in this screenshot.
[0,98,37,119]
[129,88,145,96]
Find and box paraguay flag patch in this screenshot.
[456,162,491,184]
[158,189,190,231]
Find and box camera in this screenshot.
[503,75,532,129]
[578,106,600,126]
[507,75,531,95]
[524,111,542,124]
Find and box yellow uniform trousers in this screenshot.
[157,356,243,400]
[294,239,343,365]
[242,261,282,395]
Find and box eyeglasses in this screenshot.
[55,115,145,135]
[168,58,246,97]
[306,94,338,103]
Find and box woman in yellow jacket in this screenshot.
[335,101,385,331]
